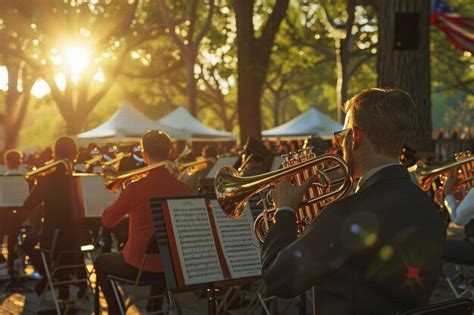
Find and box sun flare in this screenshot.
[65,46,91,80]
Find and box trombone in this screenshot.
[104,160,179,192]
[24,159,73,181]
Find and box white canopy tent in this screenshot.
[262,108,342,139]
[76,102,190,144]
[158,106,237,141]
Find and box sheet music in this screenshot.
[210,200,262,279]
[206,157,239,178]
[79,175,119,217]
[0,176,29,207]
[167,198,224,285]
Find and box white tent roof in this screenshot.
[158,106,236,141]
[262,108,342,138]
[76,102,190,141]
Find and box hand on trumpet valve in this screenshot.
[270,175,317,211]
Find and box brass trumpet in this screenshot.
[101,152,131,169]
[104,160,179,192]
[178,158,216,178]
[416,151,474,205]
[215,150,352,242]
[83,155,103,170]
[24,159,73,181]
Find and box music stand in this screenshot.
[0,175,32,291]
[149,196,261,315]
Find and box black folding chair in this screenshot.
[107,236,176,314]
[37,229,94,314]
[443,238,474,298]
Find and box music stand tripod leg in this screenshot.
[207,286,218,315]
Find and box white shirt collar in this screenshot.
[356,163,400,192]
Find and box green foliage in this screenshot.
[430,0,473,132]
[0,0,472,149]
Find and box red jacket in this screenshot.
[101,166,190,272]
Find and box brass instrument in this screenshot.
[83,155,103,170]
[104,160,179,192]
[24,159,73,181]
[215,149,352,242]
[178,158,216,177]
[416,151,474,205]
[237,137,272,174]
[174,143,193,164]
[101,152,131,169]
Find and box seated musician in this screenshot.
[183,145,217,194]
[94,130,190,313]
[240,137,272,176]
[0,150,24,273]
[22,136,89,299]
[261,88,446,314]
[444,172,474,231]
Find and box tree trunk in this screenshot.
[185,58,198,117]
[335,39,350,123]
[234,0,289,143]
[376,0,432,152]
[236,56,264,142]
[273,94,281,127]
[62,97,86,135]
[3,60,34,150]
[64,113,85,135]
[4,93,30,150]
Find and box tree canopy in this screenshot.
[0,0,471,150]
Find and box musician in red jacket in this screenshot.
[94,130,190,313]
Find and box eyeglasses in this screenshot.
[333,128,352,147]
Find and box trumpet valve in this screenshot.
[281,154,291,168]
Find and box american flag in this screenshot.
[431,0,474,53]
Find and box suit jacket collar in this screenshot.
[357,164,410,192]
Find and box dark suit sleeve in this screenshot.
[261,202,349,298]
[23,178,46,210]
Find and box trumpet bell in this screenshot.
[215,166,258,218]
[214,153,352,226]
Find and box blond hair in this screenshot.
[344,88,415,158]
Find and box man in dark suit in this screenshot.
[94,130,190,313]
[23,136,88,299]
[261,88,446,315]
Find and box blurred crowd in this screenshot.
[434,126,474,141]
[0,127,472,171]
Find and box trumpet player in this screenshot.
[22,136,88,300]
[94,130,190,314]
[182,145,217,193]
[261,88,446,315]
[443,170,474,228]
